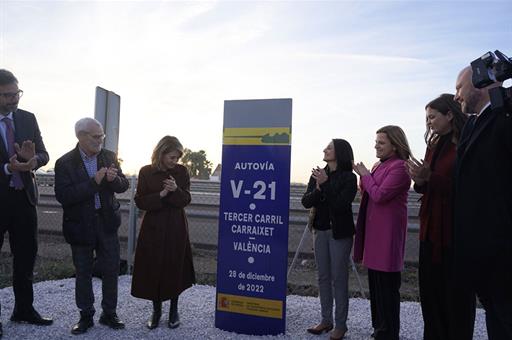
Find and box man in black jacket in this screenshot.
[453,66,512,340]
[54,117,129,335]
[0,69,52,338]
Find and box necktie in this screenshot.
[2,118,24,189]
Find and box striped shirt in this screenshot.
[79,147,101,209]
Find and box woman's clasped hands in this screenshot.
[160,175,178,197]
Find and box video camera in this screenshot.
[471,50,512,113]
[471,50,512,112]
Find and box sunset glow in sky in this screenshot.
[1,0,511,182]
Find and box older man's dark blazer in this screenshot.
[453,105,512,262]
[54,146,129,246]
[0,109,49,206]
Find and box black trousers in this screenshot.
[368,269,401,340]
[453,252,512,340]
[70,213,120,317]
[0,188,38,314]
[419,241,452,340]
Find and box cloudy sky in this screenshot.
[1,0,511,183]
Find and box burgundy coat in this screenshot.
[414,141,456,263]
[353,156,411,272]
[131,164,195,301]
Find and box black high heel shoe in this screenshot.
[147,301,162,330]
[168,298,180,329]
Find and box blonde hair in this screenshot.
[151,136,184,169]
[376,125,412,160]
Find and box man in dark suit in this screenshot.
[54,117,129,335]
[453,66,512,339]
[0,69,53,337]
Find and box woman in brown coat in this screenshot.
[131,136,195,330]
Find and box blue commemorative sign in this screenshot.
[215,99,292,335]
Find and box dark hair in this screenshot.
[0,69,18,86]
[151,136,184,170]
[332,139,354,171]
[376,125,412,160]
[424,93,467,146]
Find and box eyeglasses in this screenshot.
[86,132,106,140]
[0,90,23,100]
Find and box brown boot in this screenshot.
[307,323,333,335]
[329,328,347,340]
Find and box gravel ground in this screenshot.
[0,276,487,339]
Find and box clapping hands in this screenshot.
[406,157,431,186]
[7,140,38,172]
[311,166,328,190]
[352,161,370,177]
[15,140,36,161]
[8,154,37,172]
[95,168,107,185]
[95,164,119,185]
[106,164,118,182]
[160,175,177,197]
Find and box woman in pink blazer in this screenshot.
[353,125,411,340]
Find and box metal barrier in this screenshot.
[35,174,421,268]
[126,176,137,274]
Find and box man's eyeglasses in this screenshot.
[0,90,23,100]
[86,132,106,140]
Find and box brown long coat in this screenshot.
[131,164,195,301]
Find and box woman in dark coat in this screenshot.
[301,139,357,340]
[131,135,195,330]
[407,94,471,340]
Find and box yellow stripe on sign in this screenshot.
[223,127,291,145]
[217,293,283,319]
